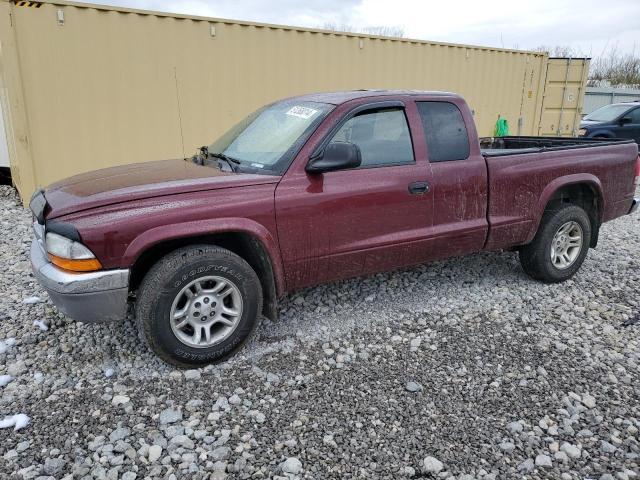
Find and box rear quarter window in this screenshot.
[417,102,470,162]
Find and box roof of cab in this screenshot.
[290,89,461,105]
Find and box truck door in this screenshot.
[275,101,435,290]
[616,107,640,143]
[415,100,489,256]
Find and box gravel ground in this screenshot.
[1,183,639,480]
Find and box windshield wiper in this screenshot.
[197,146,241,172]
[209,152,241,172]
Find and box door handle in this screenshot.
[408,181,430,195]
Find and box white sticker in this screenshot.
[251,163,265,169]
[286,105,318,119]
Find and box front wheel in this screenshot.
[519,204,591,283]
[135,245,262,367]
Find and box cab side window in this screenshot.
[417,101,470,162]
[328,108,414,168]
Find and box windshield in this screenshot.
[208,100,333,174]
[584,104,632,122]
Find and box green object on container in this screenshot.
[494,117,509,137]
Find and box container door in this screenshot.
[538,58,590,136]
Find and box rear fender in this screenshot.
[525,174,604,244]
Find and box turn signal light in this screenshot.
[48,254,103,272]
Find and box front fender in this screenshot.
[525,174,604,243]
[586,129,614,138]
[122,217,286,295]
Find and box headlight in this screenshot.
[45,232,102,272]
[578,128,587,136]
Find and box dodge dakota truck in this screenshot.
[29,90,640,366]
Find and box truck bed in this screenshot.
[480,136,635,157]
[482,137,639,251]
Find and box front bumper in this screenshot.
[30,237,130,323]
[630,198,639,215]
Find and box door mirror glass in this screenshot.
[306,142,362,173]
[620,116,632,125]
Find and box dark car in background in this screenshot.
[579,102,640,143]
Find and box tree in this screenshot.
[534,45,640,88]
[533,45,585,57]
[588,47,640,88]
[321,22,405,38]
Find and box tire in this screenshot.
[135,245,262,367]
[519,204,591,283]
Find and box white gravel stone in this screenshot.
[159,408,182,425]
[169,435,194,449]
[423,456,443,473]
[518,459,534,472]
[112,395,130,406]
[506,421,523,434]
[535,454,553,467]
[22,296,42,304]
[0,375,13,387]
[499,441,515,452]
[33,319,48,331]
[401,465,415,477]
[148,445,162,462]
[0,414,30,431]
[184,370,201,381]
[581,394,597,409]
[43,458,65,476]
[560,442,581,459]
[405,381,423,392]
[281,457,302,474]
[109,427,130,442]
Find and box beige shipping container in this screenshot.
[0,0,587,203]
[537,57,590,136]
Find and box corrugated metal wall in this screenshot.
[583,87,640,115]
[1,0,557,202]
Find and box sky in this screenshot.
[83,0,640,58]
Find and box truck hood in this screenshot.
[43,159,280,219]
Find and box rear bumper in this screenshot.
[30,240,130,323]
[630,198,639,215]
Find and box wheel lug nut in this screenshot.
[194,302,201,308]
[210,312,215,317]
[201,316,207,321]
[193,312,200,317]
[203,298,209,304]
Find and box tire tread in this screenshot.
[519,205,591,283]
[135,245,262,367]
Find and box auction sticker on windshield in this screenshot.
[286,105,318,119]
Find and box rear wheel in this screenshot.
[136,245,262,367]
[519,204,591,283]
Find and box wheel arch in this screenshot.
[588,130,615,139]
[527,175,604,247]
[126,219,284,321]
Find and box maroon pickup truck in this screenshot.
[29,90,639,366]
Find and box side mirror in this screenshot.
[619,116,632,125]
[306,142,362,174]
